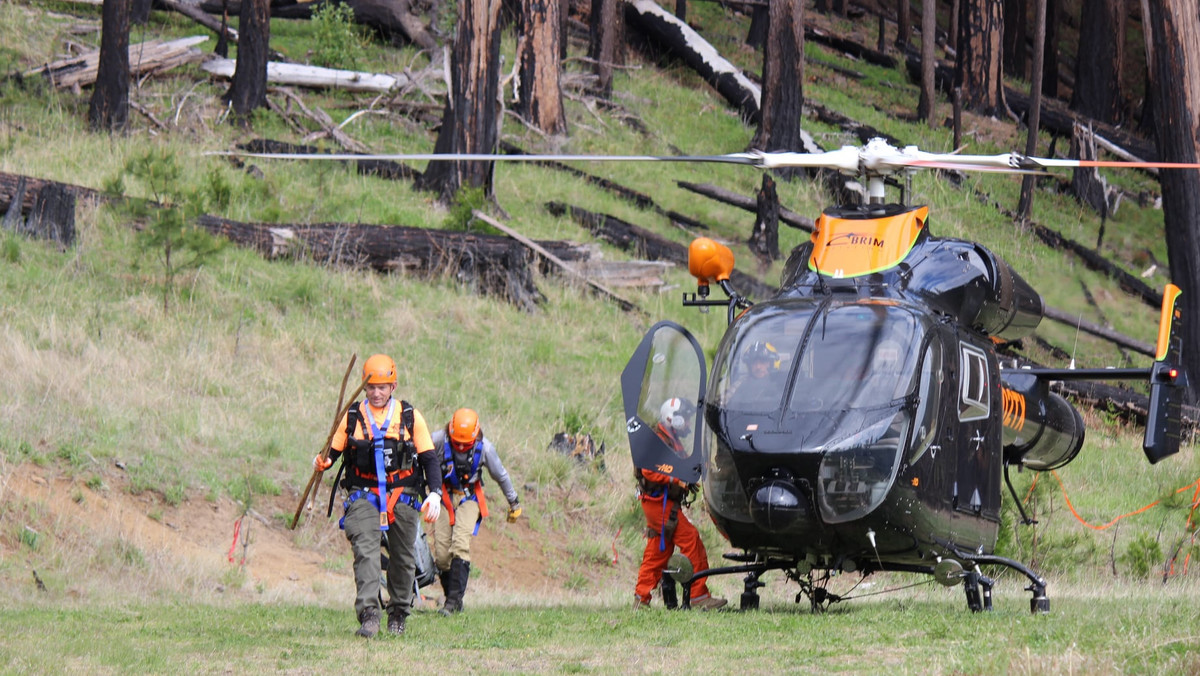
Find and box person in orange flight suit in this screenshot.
[633,397,727,611]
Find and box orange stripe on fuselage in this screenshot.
[809,206,928,277]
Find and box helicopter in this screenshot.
[226,137,1191,614]
[616,138,1190,614]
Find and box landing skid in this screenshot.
[680,551,1049,613]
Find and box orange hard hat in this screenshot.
[449,408,480,446]
[362,354,397,384]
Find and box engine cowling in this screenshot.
[1000,371,1085,470]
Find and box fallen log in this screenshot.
[472,210,645,315]
[157,0,238,44]
[193,215,593,311]
[676,181,814,231]
[241,139,422,181]
[623,0,760,123]
[499,141,712,232]
[545,201,776,301]
[26,36,211,90]
[0,171,106,216]
[202,58,410,93]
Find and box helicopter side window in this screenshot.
[908,338,943,464]
[958,344,990,422]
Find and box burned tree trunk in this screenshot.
[1041,0,1058,97]
[418,0,503,201]
[1147,0,1200,404]
[1070,0,1125,125]
[1015,0,1046,222]
[589,0,623,97]
[88,0,131,133]
[751,0,804,161]
[954,0,1005,115]
[894,0,909,50]
[746,4,767,50]
[516,0,567,135]
[131,0,152,24]
[1001,0,1026,78]
[749,174,780,263]
[917,0,936,126]
[225,0,270,122]
[27,185,76,248]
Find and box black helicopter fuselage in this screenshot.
[622,203,1093,578]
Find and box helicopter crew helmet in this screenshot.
[745,341,779,366]
[659,398,695,432]
[449,408,481,448]
[362,354,398,384]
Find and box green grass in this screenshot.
[1,2,1198,672]
[2,590,1200,674]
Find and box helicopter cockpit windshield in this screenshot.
[705,299,928,524]
[712,299,923,417]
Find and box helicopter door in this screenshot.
[953,342,1002,519]
[620,320,707,484]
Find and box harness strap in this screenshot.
[367,399,397,531]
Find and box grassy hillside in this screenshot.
[2,1,1199,670]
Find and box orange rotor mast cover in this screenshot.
[688,237,735,287]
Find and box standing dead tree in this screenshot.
[418,0,503,201]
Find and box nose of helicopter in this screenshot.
[749,478,809,531]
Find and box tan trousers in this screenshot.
[432,493,480,570]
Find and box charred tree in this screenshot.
[88,0,131,133]
[418,0,503,201]
[1146,0,1200,404]
[917,0,936,126]
[746,4,767,49]
[751,0,804,173]
[1070,0,1124,125]
[515,0,567,135]
[589,0,623,97]
[749,174,780,263]
[1015,0,1046,221]
[225,0,270,122]
[1001,0,1026,78]
[1040,0,1058,97]
[894,0,909,50]
[954,0,1005,115]
[131,0,152,24]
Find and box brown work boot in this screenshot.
[691,595,727,611]
[386,611,406,636]
[356,607,381,638]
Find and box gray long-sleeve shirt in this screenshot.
[430,429,519,507]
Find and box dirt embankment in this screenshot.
[1,464,624,606]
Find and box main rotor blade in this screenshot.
[206,147,866,171]
[206,149,766,166]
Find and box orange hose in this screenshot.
[1048,471,1200,532]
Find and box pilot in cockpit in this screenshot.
[724,340,785,406]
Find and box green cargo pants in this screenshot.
[343,493,420,619]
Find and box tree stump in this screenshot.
[27,184,76,248]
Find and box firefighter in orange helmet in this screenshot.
[634,398,727,611]
[313,354,444,638]
[429,408,521,615]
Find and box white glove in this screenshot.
[421,492,442,523]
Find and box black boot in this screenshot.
[438,569,451,600]
[440,561,463,616]
[441,558,469,615]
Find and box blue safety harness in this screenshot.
[337,399,420,531]
[442,440,484,536]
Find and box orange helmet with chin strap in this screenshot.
[449,408,481,446]
[363,354,397,384]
